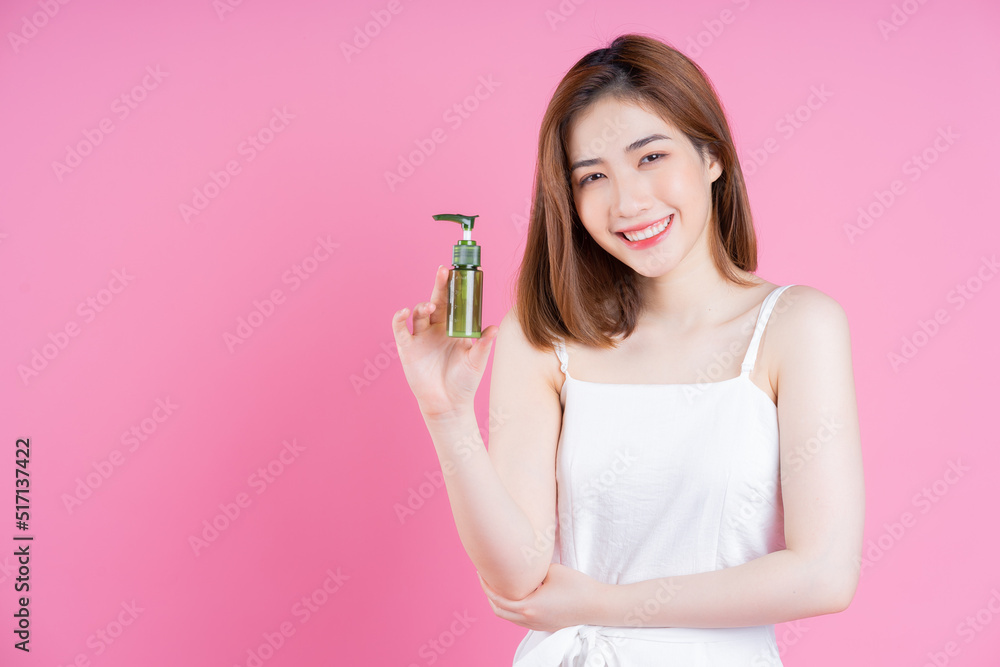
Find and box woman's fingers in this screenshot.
[390,307,412,352]
[467,324,499,369]
[411,301,435,335]
[428,265,449,325]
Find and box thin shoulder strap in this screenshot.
[553,337,569,376]
[741,285,796,375]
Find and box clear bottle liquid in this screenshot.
[447,263,482,338]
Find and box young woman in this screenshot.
[391,33,864,666]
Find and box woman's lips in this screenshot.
[616,214,673,249]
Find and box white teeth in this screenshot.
[623,215,671,242]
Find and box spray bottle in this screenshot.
[432,213,483,338]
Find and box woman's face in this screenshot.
[566,96,722,277]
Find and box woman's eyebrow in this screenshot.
[570,133,671,171]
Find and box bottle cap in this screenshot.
[433,213,481,267]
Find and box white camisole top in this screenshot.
[511,284,795,666]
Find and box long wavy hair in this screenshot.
[514,33,758,350]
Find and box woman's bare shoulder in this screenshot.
[767,284,852,375]
[495,306,564,395]
[772,284,848,324]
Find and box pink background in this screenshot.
[1,0,998,665]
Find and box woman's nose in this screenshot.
[610,174,653,219]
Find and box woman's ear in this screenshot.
[704,144,724,183]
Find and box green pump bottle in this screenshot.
[432,213,483,338]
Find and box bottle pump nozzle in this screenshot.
[433,213,480,267]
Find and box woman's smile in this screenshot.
[616,213,674,248]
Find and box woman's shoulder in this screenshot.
[766,283,852,368]
[771,284,848,323]
[496,306,565,390]
[498,305,561,352]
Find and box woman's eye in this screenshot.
[578,156,665,186]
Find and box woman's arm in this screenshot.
[589,287,865,628]
[424,307,563,602]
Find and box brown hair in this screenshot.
[514,33,758,351]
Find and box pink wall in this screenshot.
[1,0,998,664]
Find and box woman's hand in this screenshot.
[477,563,608,632]
[391,265,499,419]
